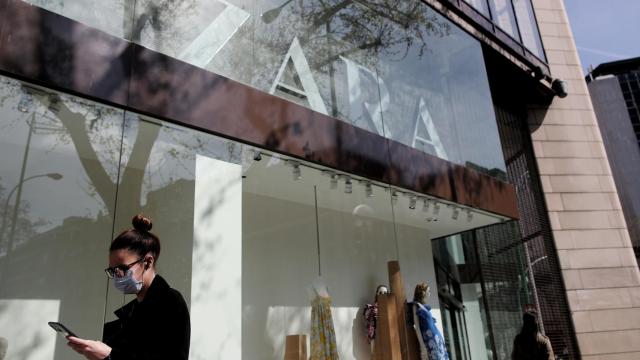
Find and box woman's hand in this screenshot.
[67,336,112,360]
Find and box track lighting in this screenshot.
[330,173,338,189]
[322,170,339,189]
[422,198,430,212]
[391,190,399,203]
[292,162,301,180]
[345,177,353,194]
[451,207,460,220]
[432,202,440,215]
[409,195,417,210]
[253,151,262,161]
[365,182,373,198]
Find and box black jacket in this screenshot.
[511,332,554,360]
[103,275,190,360]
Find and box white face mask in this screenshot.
[113,268,144,294]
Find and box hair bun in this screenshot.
[132,214,153,232]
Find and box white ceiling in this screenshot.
[242,153,508,239]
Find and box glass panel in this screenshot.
[433,233,494,360]
[512,0,545,59]
[25,0,130,38]
[243,156,399,359]
[131,0,256,85]
[475,221,532,360]
[376,4,506,176]
[241,154,320,359]
[315,177,397,358]
[0,75,122,359]
[391,191,444,355]
[253,0,385,135]
[108,112,246,358]
[464,0,491,17]
[488,0,521,40]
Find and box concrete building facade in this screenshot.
[530,1,640,358]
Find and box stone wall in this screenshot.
[529,0,640,358]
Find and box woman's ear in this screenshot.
[144,255,154,269]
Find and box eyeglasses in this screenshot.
[104,258,144,279]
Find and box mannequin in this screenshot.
[364,285,389,357]
[309,277,338,360]
[409,283,449,360]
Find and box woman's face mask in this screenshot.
[113,267,144,294]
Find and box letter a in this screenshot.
[412,98,448,160]
[270,37,328,115]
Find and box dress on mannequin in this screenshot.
[309,279,339,360]
[409,283,448,360]
[363,285,389,358]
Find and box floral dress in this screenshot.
[363,303,378,344]
[410,302,449,360]
[310,295,339,359]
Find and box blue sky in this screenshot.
[564,0,640,74]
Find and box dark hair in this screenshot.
[110,214,161,261]
[521,311,539,335]
[413,282,429,302]
[374,285,388,302]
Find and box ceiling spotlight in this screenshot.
[365,182,374,198]
[253,151,262,161]
[432,202,441,215]
[17,92,33,113]
[466,209,473,222]
[292,162,302,180]
[426,217,438,222]
[345,177,353,194]
[451,207,460,220]
[330,173,338,189]
[323,170,339,189]
[391,190,399,203]
[422,198,430,212]
[409,195,417,210]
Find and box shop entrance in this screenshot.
[437,269,472,360]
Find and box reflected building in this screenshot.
[0,0,638,359]
[587,57,640,268]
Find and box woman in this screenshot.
[511,311,554,360]
[409,283,449,360]
[67,214,191,360]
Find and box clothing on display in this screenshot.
[409,302,449,360]
[310,295,339,360]
[363,303,378,344]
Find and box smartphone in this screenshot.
[48,322,77,338]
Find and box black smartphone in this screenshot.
[48,322,77,337]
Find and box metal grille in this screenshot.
[475,221,530,360]
[494,103,580,359]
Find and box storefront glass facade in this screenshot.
[0,0,547,359]
[23,0,506,178]
[0,74,519,359]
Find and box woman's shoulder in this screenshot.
[150,276,188,309]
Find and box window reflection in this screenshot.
[25,0,130,38]
[488,0,521,40]
[376,4,506,174]
[464,0,491,17]
[19,0,510,178]
[0,76,122,359]
[512,0,545,59]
